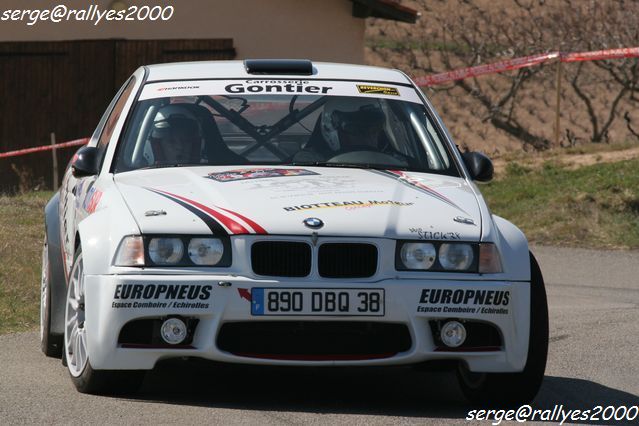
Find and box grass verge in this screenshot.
[482,158,639,249]
[0,191,52,334]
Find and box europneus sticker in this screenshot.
[417,288,511,315]
[357,84,400,96]
[111,283,213,310]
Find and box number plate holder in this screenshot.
[250,288,385,316]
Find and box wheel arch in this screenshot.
[44,192,68,337]
[77,210,115,276]
[491,215,531,281]
[76,201,140,276]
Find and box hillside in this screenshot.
[365,0,639,155]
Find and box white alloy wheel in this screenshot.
[64,252,88,377]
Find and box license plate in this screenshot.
[250,288,385,316]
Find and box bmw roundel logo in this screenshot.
[303,217,324,229]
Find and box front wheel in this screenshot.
[64,246,145,394]
[457,251,549,406]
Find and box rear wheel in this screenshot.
[64,246,145,395]
[41,234,62,357]
[456,251,549,406]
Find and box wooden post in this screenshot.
[51,132,58,191]
[555,60,563,147]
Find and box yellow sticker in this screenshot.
[356,85,400,96]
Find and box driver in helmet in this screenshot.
[294,97,393,162]
[321,97,386,152]
[149,104,203,164]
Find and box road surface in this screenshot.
[1,246,638,425]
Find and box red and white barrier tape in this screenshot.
[414,46,639,87]
[561,47,639,63]
[0,138,88,159]
[413,52,560,87]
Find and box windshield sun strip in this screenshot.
[145,77,416,88]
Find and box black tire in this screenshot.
[41,234,63,358]
[457,251,549,406]
[64,246,146,395]
[70,362,147,396]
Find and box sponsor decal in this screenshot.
[157,85,200,92]
[247,175,376,198]
[225,80,332,95]
[283,200,414,212]
[146,188,267,235]
[238,288,252,302]
[206,168,318,182]
[111,283,212,309]
[417,288,510,315]
[409,228,461,240]
[371,170,469,215]
[357,84,400,96]
[83,186,103,214]
[74,180,87,210]
[453,216,476,225]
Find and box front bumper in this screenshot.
[84,274,530,372]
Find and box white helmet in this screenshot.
[152,104,202,138]
[150,104,203,163]
[320,97,385,151]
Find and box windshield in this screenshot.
[114,79,459,176]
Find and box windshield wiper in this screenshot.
[287,161,410,171]
[139,163,205,170]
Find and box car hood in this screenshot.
[114,166,482,240]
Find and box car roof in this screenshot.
[144,60,412,85]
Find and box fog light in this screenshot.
[160,317,187,345]
[440,320,466,348]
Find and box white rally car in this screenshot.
[41,59,548,403]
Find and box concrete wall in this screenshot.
[0,0,366,63]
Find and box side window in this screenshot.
[96,77,137,169]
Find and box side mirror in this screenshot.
[461,151,493,182]
[72,146,100,178]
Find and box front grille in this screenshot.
[252,241,311,277]
[318,243,378,278]
[217,321,411,360]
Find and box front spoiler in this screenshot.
[83,274,530,372]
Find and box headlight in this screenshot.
[396,241,497,273]
[439,243,474,270]
[113,235,231,267]
[148,238,184,265]
[188,238,224,265]
[399,242,436,270]
[114,236,145,266]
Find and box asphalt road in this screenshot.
[1,245,638,425]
